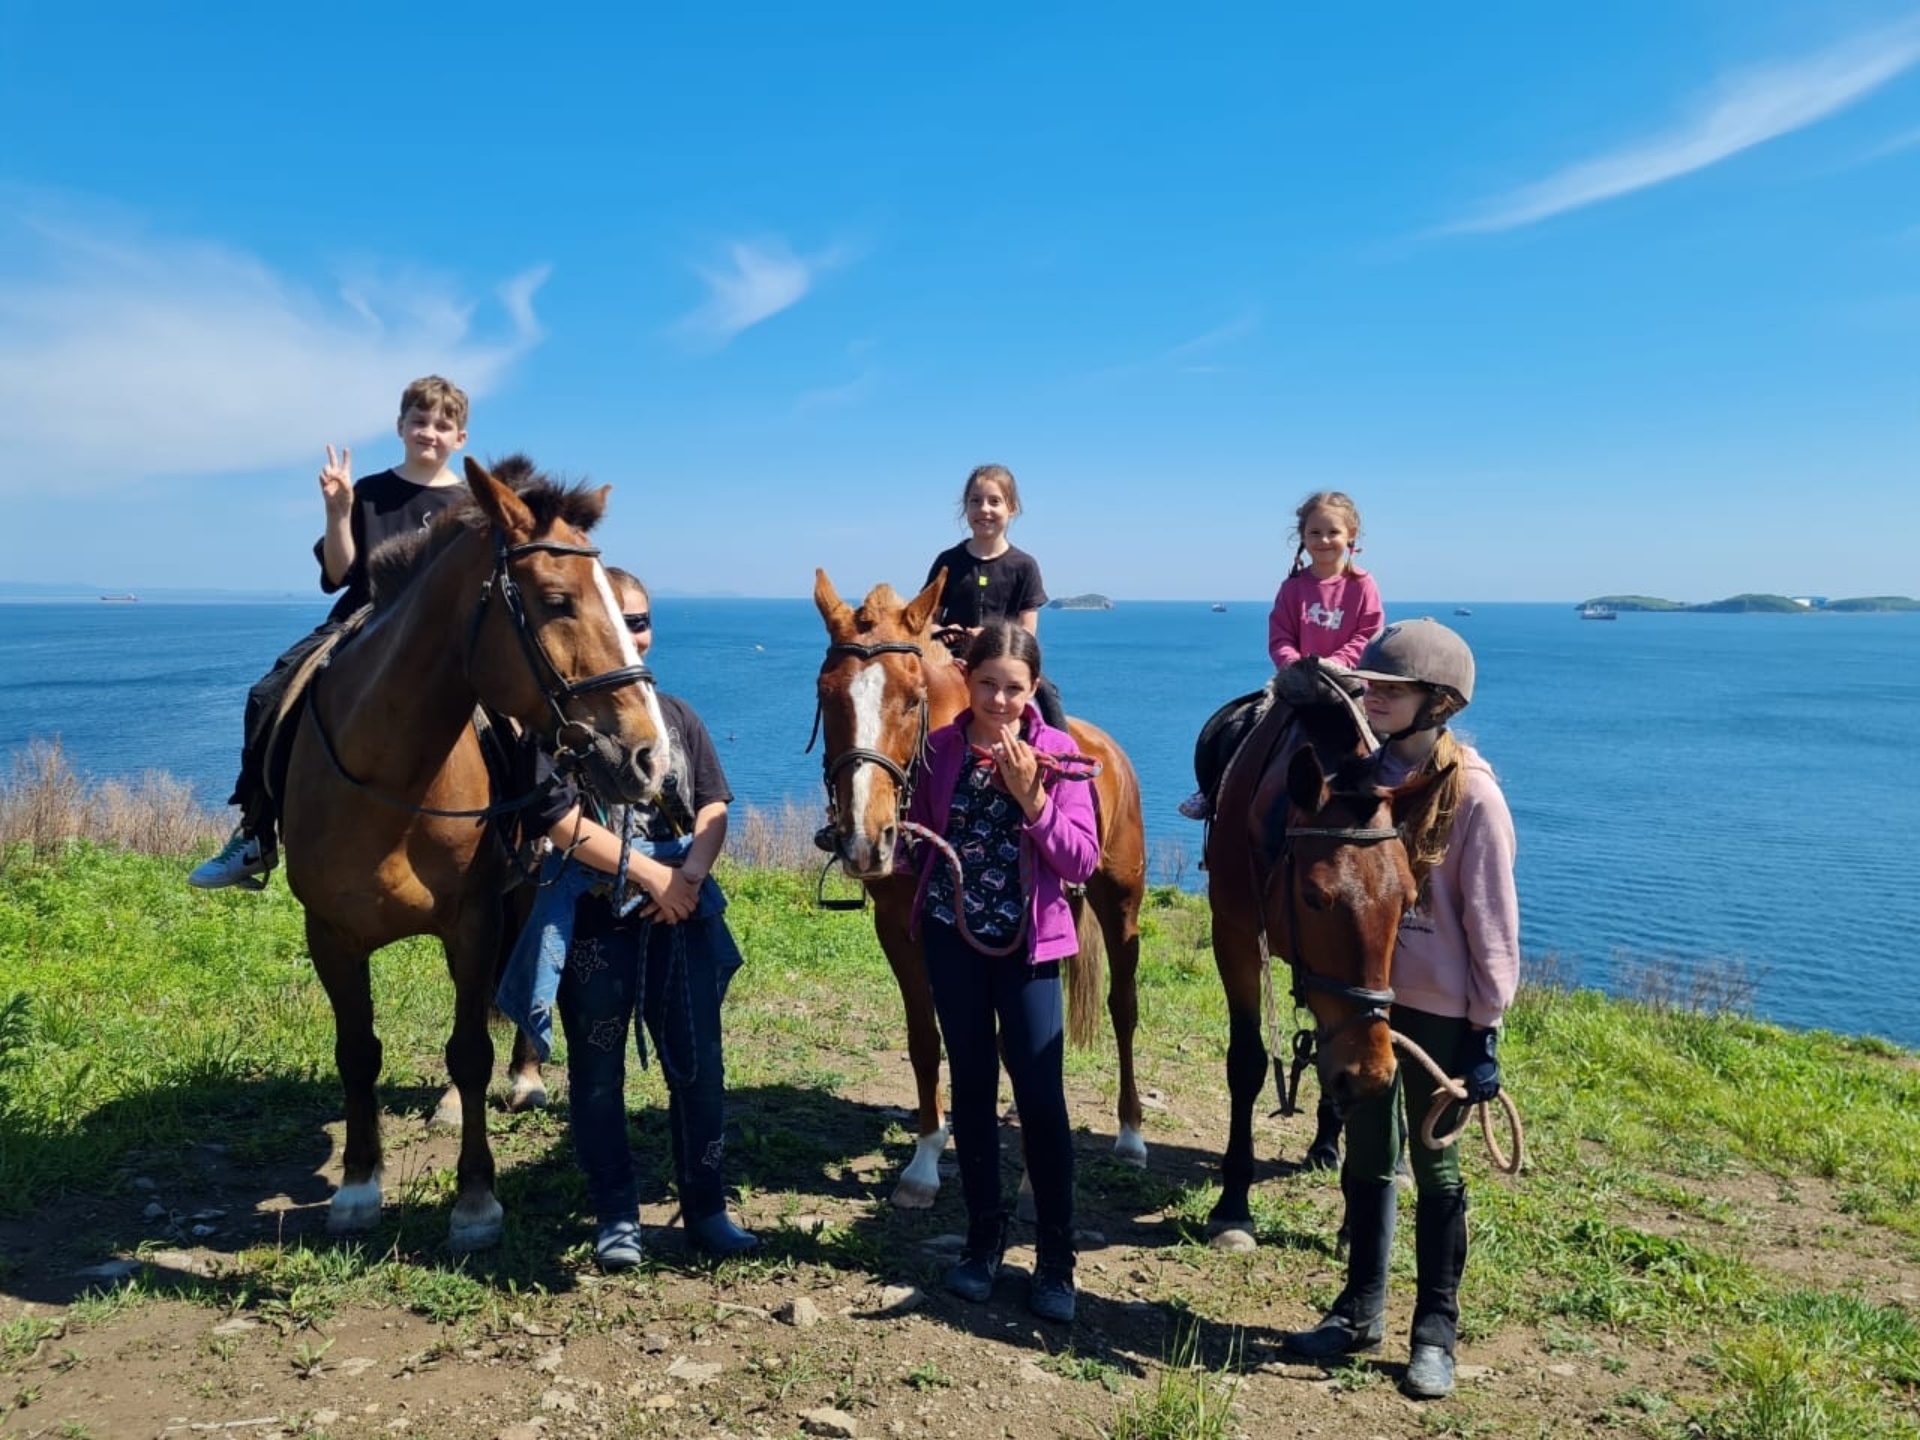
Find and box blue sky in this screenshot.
[2,2,1916,603]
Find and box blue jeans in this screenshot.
[556,909,743,1224]
[923,920,1074,1237]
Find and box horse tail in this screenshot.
[1064,889,1106,1049]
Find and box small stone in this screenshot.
[338,1356,376,1377]
[876,1283,925,1314]
[311,1410,340,1426]
[1015,1360,1059,1386]
[494,1426,546,1440]
[1074,1228,1105,1246]
[531,1346,565,1374]
[1141,1088,1169,1111]
[1456,1363,1493,1382]
[776,1297,822,1329]
[190,1224,219,1238]
[642,1394,677,1410]
[641,1332,670,1353]
[211,1317,258,1336]
[799,1407,859,1438]
[142,1201,169,1221]
[538,1389,579,1414]
[150,1250,213,1277]
[190,1208,228,1221]
[132,1176,157,1191]
[668,1357,723,1385]
[1546,1363,1578,1377]
[919,1234,965,1255]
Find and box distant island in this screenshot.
[1581,593,1919,614]
[1048,594,1114,611]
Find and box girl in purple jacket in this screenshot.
[905,623,1098,1324]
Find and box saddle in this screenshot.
[1195,659,1374,819]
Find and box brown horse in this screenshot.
[281,457,668,1251]
[1201,668,1441,1250]
[811,570,1149,1207]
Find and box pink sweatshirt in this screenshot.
[1267,569,1384,670]
[1377,743,1519,1029]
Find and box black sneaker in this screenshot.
[1029,1264,1076,1323]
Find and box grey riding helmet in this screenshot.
[1350,619,1475,707]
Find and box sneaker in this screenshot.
[1177,789,1211,821]
[1028,1264,1076,1323]
[188,827,274,890]
[594,1218,644,1272]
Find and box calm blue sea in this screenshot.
[3,598,1917,1048]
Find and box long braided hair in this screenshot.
[1285,490,1365,578]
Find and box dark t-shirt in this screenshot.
[315,469,468,621]
[924,542,1049,630]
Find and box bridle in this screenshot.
[306,526,655,822]
[808,639,933,854]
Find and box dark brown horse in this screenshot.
[1201,669,1442,1250]
[282,457,667,1251]
[812,571,1150,1207]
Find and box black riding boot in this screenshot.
[1405,1187,1469,1398]
[945,1210,1009,1302]
[1281,1175,1395,1358]
[1029,1223,1077,1323]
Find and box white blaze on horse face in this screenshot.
[847,660,890,869]
[590,560,673,785]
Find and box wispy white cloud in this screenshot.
[674,237,848,347]
[1079,308,1260,386]
[0,205,547,493]
[1454,20,1920,233]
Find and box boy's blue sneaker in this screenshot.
[1028,1264,1077,1323]
[188,827,274,890]
[594,1218,644,1272]
[686,1212,759,1258]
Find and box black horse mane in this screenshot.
[366,456,608,611]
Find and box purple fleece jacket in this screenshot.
[905,704,1100,963]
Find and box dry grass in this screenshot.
[724,797,823,872]
[0,739,225,860]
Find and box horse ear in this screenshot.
[814,569,853,630]
[1287,745,1328,817]
[465,457,536,541]
[903,569,945,636]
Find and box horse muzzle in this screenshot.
[556,726,657,807]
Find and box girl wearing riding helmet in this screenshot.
[1279,619,1519,1401]
[905,621,1098,1324]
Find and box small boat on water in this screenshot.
[99,593,139,603]
[1210,603,1227,613]
[1579,603,1618,621]
[1453,606,1472,617]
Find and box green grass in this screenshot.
[2,841,1919,1433]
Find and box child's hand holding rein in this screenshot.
[990,724,1047,820]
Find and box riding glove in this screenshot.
[1454,1026,1501,1105]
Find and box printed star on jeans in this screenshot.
[570,937,609,976]
[588,1018,625,1051]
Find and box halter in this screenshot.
[1280,808,1403,1043]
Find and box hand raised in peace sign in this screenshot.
[319,445,353,521]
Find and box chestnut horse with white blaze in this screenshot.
[812,570,1149,1208]
[281,457,669,1252]
[1201,665,1442,1250]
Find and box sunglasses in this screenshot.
[622,612,652,636]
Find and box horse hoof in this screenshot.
[327,1178,383,1234]
[448,1195,505,1252]
[1206,1221,1257,1253]
[890,1178,938,1210]
[430,1089,463,1130]
[507,1076,548,1113]
[1113,1126,1149,1168]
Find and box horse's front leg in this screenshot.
[1208,918,1269,1252]
[443,913,504,1252]
[875,884,947,1209]
[306,919,386,1234]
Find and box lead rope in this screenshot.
[1389,1028,1525,1174]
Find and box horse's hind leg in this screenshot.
[1091,874,1148,1168]
[505,1024,548,1112]
[443,914,504,1252]
[306,919,386,1233]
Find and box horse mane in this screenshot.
[366,456,609,611]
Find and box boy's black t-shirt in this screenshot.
[315,469,468,621]
[924,542,1049,630]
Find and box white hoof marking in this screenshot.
[1113,1125,1149,1168]
[1206,1222,1257,1253]
[892,1126,948,1209]
[448,1194,505,1252]
[508,1075,548,1113]
[327,1177,384,1234]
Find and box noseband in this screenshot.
[1282,816,1403,1041]
[809,640,933,842]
